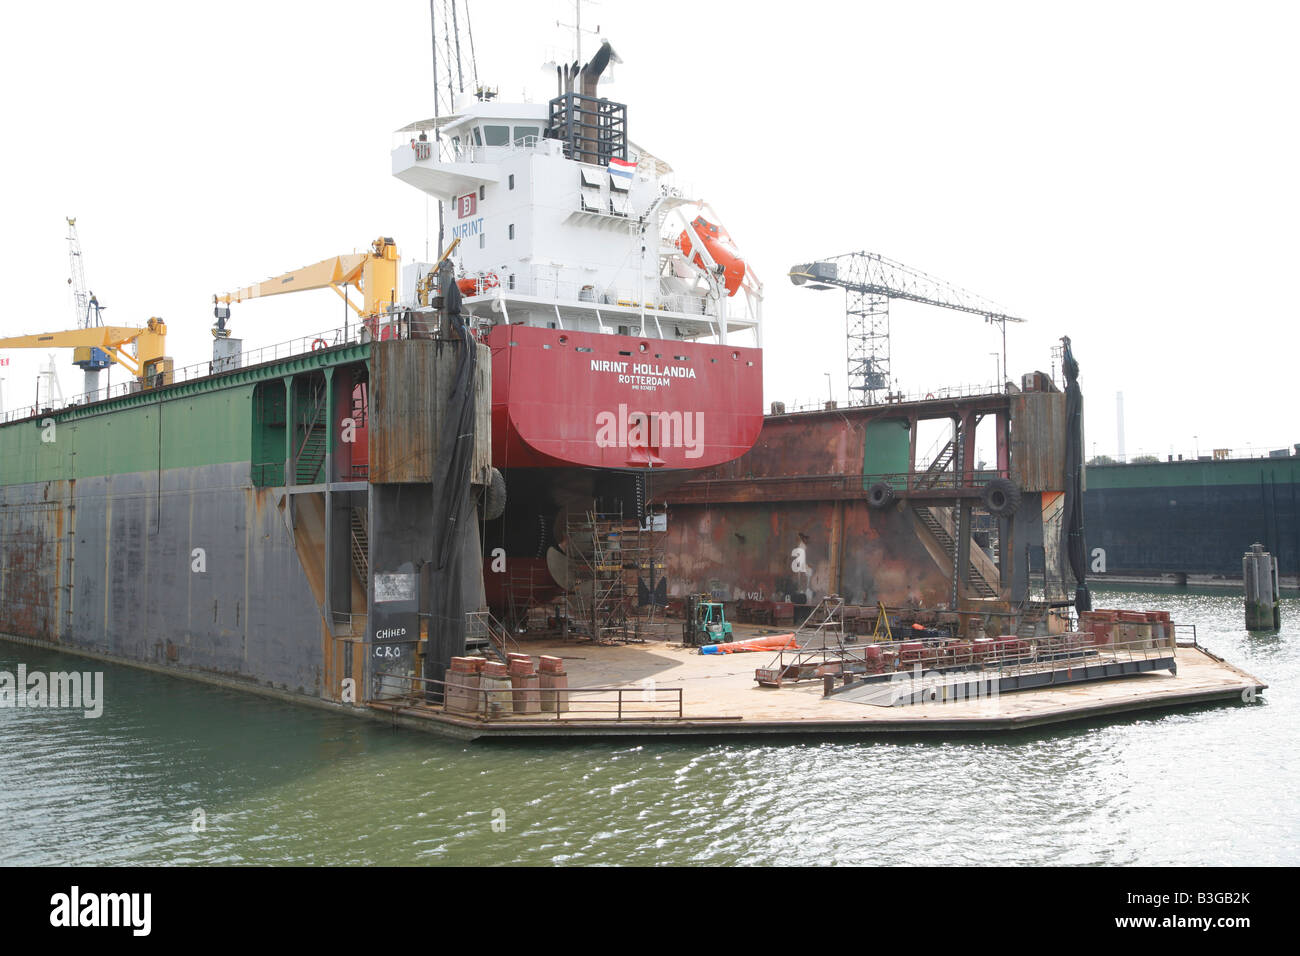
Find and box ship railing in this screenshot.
[1101,445,1299,465]
[463,609,519,663]
[770,383,1010,416]
[369,672,685,721]
[0,321,406,424]
[760,629,1178,689]
[687,469,1010,496]
[445,135,545,164]
[1174,622,1199,647]
[500,270,722,323]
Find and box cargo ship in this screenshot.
[388,34,763,612]
[0,23,762,705]
[1083,451,1300,588]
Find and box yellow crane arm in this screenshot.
[216,254,368,308]
[0,319,168,380]
[215,237,399,320]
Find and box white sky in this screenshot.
[2,0,1297,462]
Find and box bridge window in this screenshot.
[513,125,540,145]
[483,125,510,146]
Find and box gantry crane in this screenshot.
[0,318,171,396]
[214,237,399,335]
[790,253,1027,404]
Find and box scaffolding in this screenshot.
[504,563,563,636]
[563,508,668,643]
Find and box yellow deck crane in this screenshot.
[214,237,400,333]
[0,318,171,399]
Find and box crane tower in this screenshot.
[790,252,1027,405]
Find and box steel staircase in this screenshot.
[295,386,329,484]
[913,504,999,599]
[349,508,369,585]
[916,439,955,489]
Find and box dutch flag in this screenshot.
[608,156,636,181]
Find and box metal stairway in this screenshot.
[295,387,329,484]
[913,505,999,599]
[349,508,369,584]
[916,440,955,489]
[465,610,518,663]
[911,437,998,599]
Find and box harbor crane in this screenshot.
[214,237,399,336]
[789,253,1027,404]
[0,317,171,396]
[0,218,169,402]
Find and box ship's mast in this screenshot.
[429,0,482,255]
[557,0,603,71]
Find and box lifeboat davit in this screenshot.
[678,216,746,296]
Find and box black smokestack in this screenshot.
[580,41,614,98]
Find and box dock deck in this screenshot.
[367,628,1267,740]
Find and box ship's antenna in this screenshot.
[465,0,479,92]
[430,0,445,253]
[557,0,602,68]
[449,0,465,94]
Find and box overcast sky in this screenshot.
[2,0,1297,462]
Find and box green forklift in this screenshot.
[683,594,733,647]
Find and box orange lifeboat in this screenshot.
[678,216,746,296]
[456,272,500,296]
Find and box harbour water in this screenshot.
[1,589,1295,866]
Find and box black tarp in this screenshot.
[424,261,479,694]
[1060,336,1092,613]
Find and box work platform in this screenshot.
[365,627,1266,741]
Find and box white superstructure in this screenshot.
[391,43,761,345]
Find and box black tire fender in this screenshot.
[867,481,895,510]
[483,467,507,521]
[980,477,1022,517]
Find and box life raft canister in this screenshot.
[677,216,746,297]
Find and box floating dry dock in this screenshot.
[365,626,1266,741]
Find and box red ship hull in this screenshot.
[481,324,763,612]
[486,324,763,471]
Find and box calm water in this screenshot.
[1,589,1296,866]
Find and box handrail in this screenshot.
[1,320,402,425]
[371,672,685,721]
[759,628,1177,689]
[293,381,331,481]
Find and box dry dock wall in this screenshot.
[0,377,335,695]
[0,466,326,694]
[0,336,492,707]
[1084,458,1300,579]
[0,347,376,701]
[661,390,1069,610]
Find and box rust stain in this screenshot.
[664,394,1044,612]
